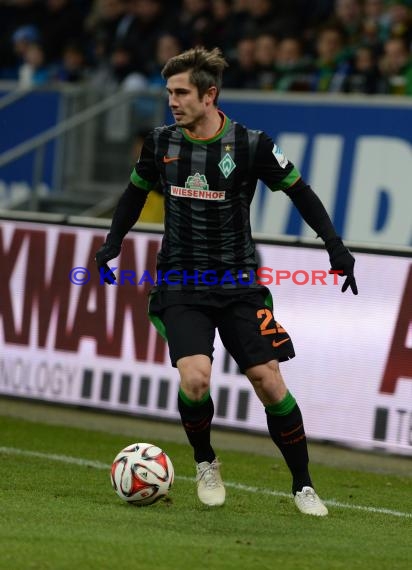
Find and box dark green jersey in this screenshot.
[131,112,301,290]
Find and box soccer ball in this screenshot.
[110,442,174,505]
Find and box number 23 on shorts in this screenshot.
[256,308,290,348]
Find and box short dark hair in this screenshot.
[161,46,228,104]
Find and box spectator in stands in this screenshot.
[361,0,389,47]
[90,39,147,91]
[2,0,412,99]
[207,0,243,53]
[296,1,336,52]
[55,41,89,83]
[243,0,298,38]
[175,0,213,49]
[311,23,351,92]
[0,0,46,76]
[5,24,42,80]
[384,0,412,45]
[224,36,258,88]
[147,34,182,87]
[85,0,129,60]
[120,0,168,76]
[12,24,41,61]
[364,0,386,20]
[343,44,384,93]
[17,41,54,88]
[379,36,412,94]
[254,33,278,90]
[275,37,314,92]
[332,0,364,46]
[40,0,86,64]
[230,0,250,36]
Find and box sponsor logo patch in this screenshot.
[273,144,289,168]
[171,186,225,200]
[186,172,209,190]
[170,172,225,200]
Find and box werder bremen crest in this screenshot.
[218,153,236,178]
[185,172,209,190]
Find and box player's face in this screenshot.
[166,71,214,129]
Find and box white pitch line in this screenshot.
[1,446,411,520]
[0,446,110,470]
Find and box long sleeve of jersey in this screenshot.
[253,133,339,243]
[107,131,160,245]
[107,182,148,245]
[283,179,338,243]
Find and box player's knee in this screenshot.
[246,360,287,404]
[246,360,284,390]
[178,356,211,399]
[246,360,282,387]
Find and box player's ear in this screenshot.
[205,85,217,105]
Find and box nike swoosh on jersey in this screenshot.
[272,338,290,348]
[163,155,180,163]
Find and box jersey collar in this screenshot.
[181,111,230,144]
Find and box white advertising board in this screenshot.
[0,220,411,455]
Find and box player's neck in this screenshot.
[185,109,224,140]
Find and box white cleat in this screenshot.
[196,459,226,506]
[294,486,328,516]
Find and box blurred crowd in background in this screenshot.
[1,0,412,95]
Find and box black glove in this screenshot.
[326,237,358,295]
[95,237,121,284]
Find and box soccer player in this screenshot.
[95,46,358,516]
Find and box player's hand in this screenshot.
[326,238,358,295]
[95,240,121,284]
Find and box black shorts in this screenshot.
[157,291,295,372]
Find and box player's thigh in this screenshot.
[161,305,216,367]
[217,297,295,373]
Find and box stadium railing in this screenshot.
[0,81,166,215]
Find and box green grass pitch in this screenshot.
[0,400,411,570]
